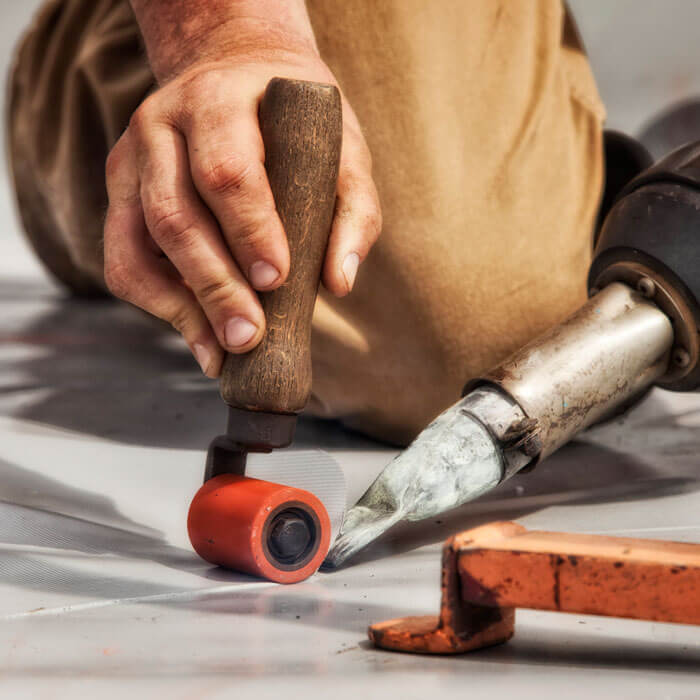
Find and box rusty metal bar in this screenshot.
[369,521,700,655]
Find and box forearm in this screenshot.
[129,0,319,82]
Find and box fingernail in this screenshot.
[225,317,258,348]
[342,253,360,291]
[249,261,280,289]
[192,343,211,374]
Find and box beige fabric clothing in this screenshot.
[8,0,605,445]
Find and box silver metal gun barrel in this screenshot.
[324,282,674,569]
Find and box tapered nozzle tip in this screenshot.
[322,505,401,570]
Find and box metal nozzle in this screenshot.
[324,387,528,569]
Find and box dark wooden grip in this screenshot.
[219,78,342,414]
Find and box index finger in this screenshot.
[185,106,290,293]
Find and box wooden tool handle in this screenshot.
[219,78,342,414]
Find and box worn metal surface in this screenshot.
[471,282,674,460]
[591,261,700,389]
[370,521,700,654]
[368,527,517,654]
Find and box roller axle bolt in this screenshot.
[268,511,313,563]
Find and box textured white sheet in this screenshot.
[1,271,699,699]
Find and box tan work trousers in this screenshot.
[8,0,605,445]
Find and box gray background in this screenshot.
[1,0,699,274]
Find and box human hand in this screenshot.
[104,17,380,377]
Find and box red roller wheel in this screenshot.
[188,474,331,584]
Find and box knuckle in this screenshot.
[167,304,192,335]
[147,199,196,246]
[197,277,238,307]
[197,154,254,196]
[230,211,271,250]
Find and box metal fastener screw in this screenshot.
[637,277,656,298]
[672,347,691,368]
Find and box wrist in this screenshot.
[130,0,319,83]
